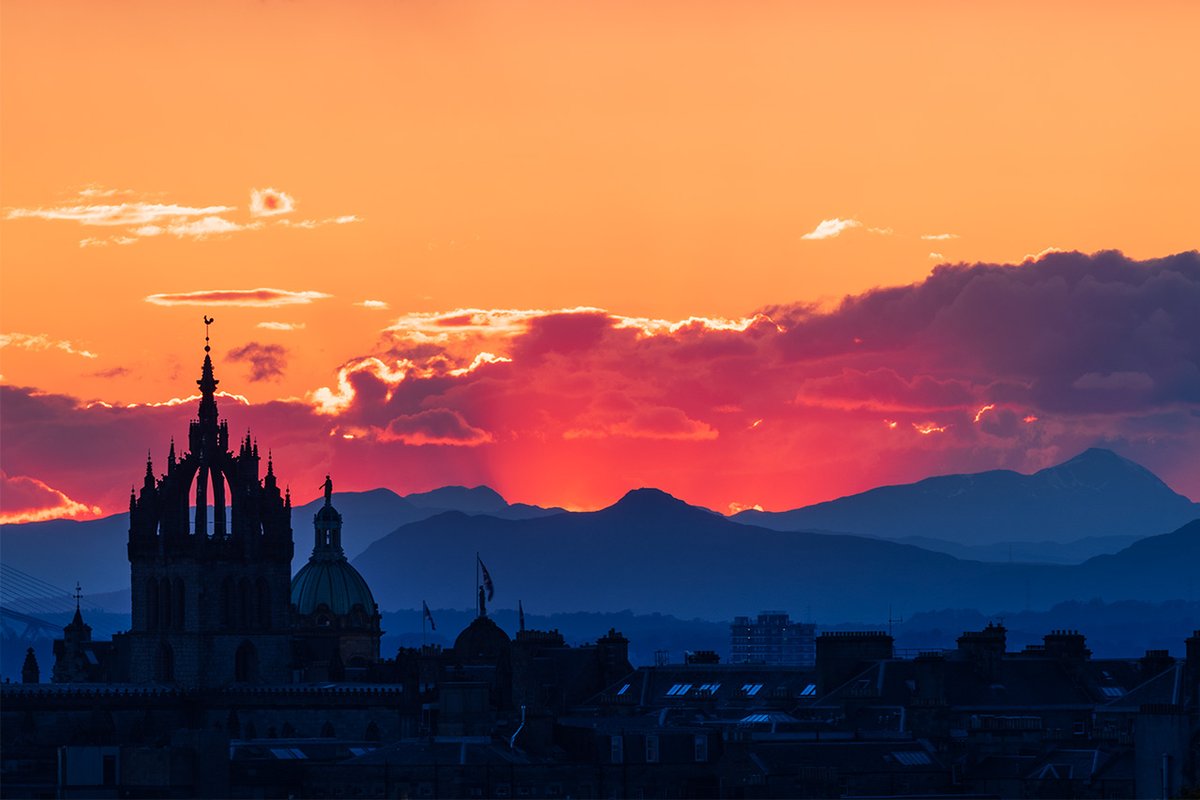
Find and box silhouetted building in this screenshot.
[119,338,294,687]
[3,330,1198,798]
[290,482,383,681]
[730,611,816,667]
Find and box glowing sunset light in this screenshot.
[974,404,996,423]
[0,2,1197,521]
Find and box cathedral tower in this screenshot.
[124,321,294,687]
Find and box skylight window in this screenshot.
[616,683,631,696]
[741,713,770,723]
[1100,686,1125,697]
[666,683,693,696]
[741,683,763,696]
[800,684,817,697]
[698,683,721,693]
[892,751,931,766]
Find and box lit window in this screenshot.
[800,684,817,697]
[892,751,931,766]
[741,683,763,696]
[616,684,630,696]
[666,683,693,697]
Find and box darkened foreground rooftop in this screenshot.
[4,622,1198,798]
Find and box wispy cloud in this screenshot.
[257,321,307,331]
[801,218,863,240]
[929,252,944,260]
[145,288,332,307]
[921,233,960,241]
[7,187,357,246]
[0,332,97,359]
[356,299,389,309]
[6,200,234,227]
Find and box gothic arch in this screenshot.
[255,577,271,630]
[155,641,174,683]
[220,576,234,628]
[173,577,185,630]
[234,640,258,683]
[146,578,159,631]
[237,578,252,629]
[159,577,172,630]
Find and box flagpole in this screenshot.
[421,602,427,647]
[475,552,480,617]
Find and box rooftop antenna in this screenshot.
[887,605,904,638]
[73,582,83,612]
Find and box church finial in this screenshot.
[70,582,85,628]
[168,438,176,463]
[196,316,219,420]
[266,451,274,476]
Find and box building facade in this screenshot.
[730,611,816,667]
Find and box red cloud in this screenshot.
[3,251,1198,519]
[0,471,102,524]
[373,409,493,446]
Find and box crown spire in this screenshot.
[196,316,219,426]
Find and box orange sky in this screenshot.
[2,1,1198,520]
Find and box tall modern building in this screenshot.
[730,610,816,667]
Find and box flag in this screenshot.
[422,600,436,630]
[479,557,495,601]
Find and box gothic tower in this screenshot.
[125,323,294,687]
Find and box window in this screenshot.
[1100,686,1125,698]
[616,683,631,696]
[741,683,763,696]
[610,735,623,764]
[645,734,659,763]
[891,751,931,766]
[666,683,693,697]
[698,683,721,693]
[800,684,817,697]
[694,734,708,763]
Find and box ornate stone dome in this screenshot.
[291,475,377,616]
[453,615,512,662]
[291,557,376,616]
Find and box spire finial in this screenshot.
[203,315,214,353]
[73,582,83,611]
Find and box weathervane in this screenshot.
[73,582,83,611]
[203,315,214,353]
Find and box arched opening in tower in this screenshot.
[190,465,234,536]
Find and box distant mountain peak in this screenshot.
[1065,447,1129,466]
[604,488,717,520]
[404,485,508,513]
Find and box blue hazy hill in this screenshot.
[351,490,1200,621]
[732,448,1200,545]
